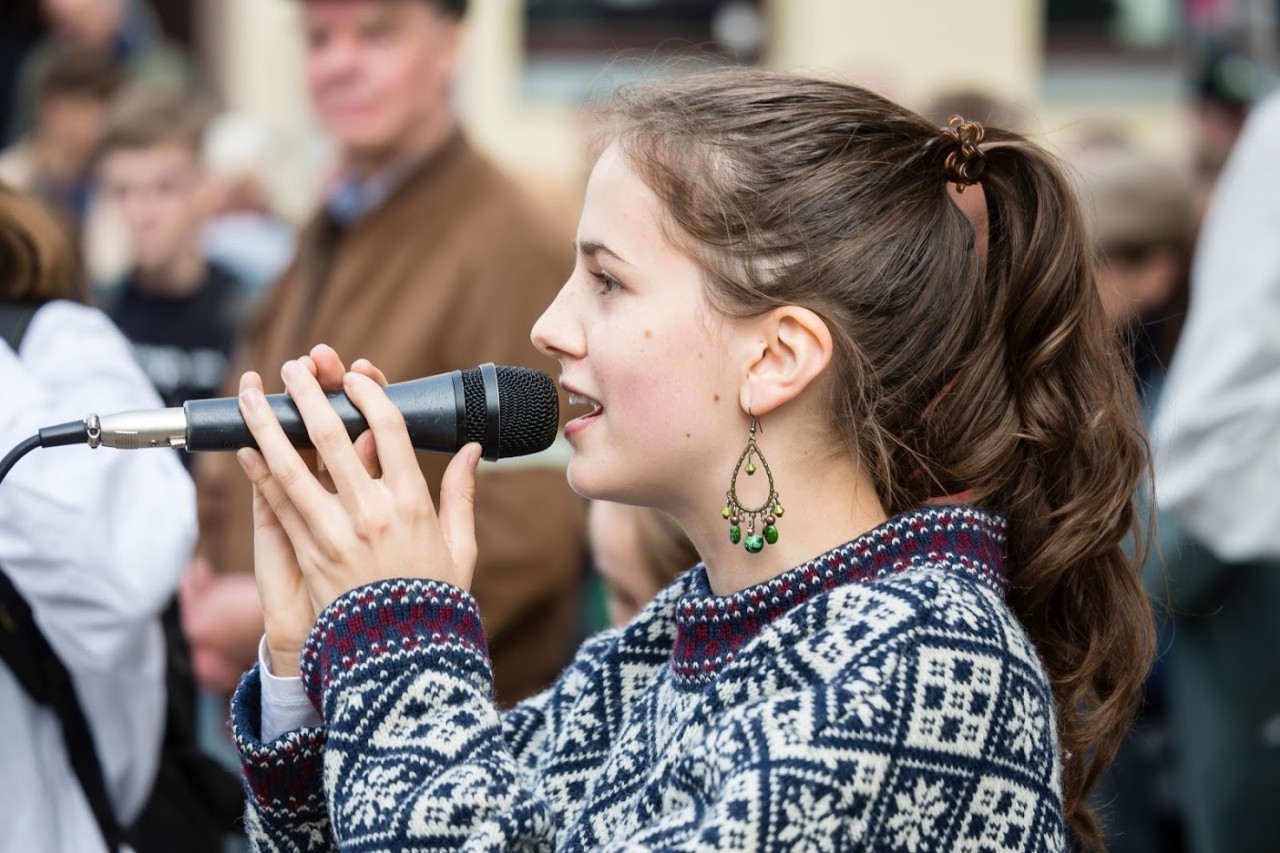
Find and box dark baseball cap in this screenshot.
[297,0,466,18]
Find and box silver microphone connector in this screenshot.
[91,408,188,450]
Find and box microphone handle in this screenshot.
[183,371,468,453]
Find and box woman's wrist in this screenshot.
[264,640,302,678]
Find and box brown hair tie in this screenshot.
[939,115,986,192]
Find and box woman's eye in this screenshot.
[593,271,623,294]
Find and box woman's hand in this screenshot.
[235,344,481,633]
[235,343,381,671]
[236,345,383,676]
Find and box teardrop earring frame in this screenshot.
[721,416,784,553]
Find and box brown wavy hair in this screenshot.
[0,182,82,303]
[593,69,1153,848]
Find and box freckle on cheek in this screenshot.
[643,329,652,339]
[713,394,720,403]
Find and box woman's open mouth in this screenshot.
[565,391,604,437]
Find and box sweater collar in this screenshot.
[669,504,1008,683]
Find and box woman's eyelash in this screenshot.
[592,271,622,293]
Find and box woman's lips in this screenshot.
[564,392,603,438]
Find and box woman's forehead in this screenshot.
[578,146,667,249]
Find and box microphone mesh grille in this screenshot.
[462,368,486,446]
[460,366,560,458]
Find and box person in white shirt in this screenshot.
[1146,90,1280,852]
[1151,91,1280,561]
[0,184,196,852]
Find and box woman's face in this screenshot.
[531,142,742,509]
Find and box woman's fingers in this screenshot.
[237,354,481,609]
[351,357,389,387]
[345,356,389,480]
[240,369,265,396]
[278,359,371,501]
[238,447,313,551]
[239,376,332,513]
[438,443,481,580]
[353,430,381,478]
[305,344,349,390]
[342,370,422,493]
[306,348,387,481]
[240,457,319,670]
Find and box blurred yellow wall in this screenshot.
[214,0,1192,224]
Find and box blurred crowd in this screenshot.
[0,0,1278,851]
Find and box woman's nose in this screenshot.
[531,280,583,360]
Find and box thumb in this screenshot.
[438,442,481,582]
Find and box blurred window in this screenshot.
[1043,0,1186,102]
[522,0,765,102]
[1046,0,1181,53]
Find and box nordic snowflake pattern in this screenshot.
[232,506,1067,851]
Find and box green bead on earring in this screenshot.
[720,415,783,554]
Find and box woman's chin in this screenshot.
[565,462,625,504]
[564,462,594,500]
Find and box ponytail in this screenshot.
[922,134,1155,848]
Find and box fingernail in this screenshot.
[281,360,298,380]
[344,371,367,387]
[240,388,263,412]
[236,448,259,471]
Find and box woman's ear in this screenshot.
[739,306,834,416]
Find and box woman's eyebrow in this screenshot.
[576,240,631,266]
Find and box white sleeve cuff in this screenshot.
[258,635,323,741]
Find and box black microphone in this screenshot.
[44,363,559,463]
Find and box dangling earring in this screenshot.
[721,415,784,554]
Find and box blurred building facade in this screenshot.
[2,1,1275,221]
[0,1,1184,232]
[192,0,1274,223]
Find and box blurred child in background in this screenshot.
[0,52,127,287]
[94,85,246,425]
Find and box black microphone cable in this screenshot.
[0,420,92,484]
[0,435,39,484]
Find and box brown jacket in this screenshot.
[194,132,586,705]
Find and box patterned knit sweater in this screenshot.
[231,505,1066,851]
